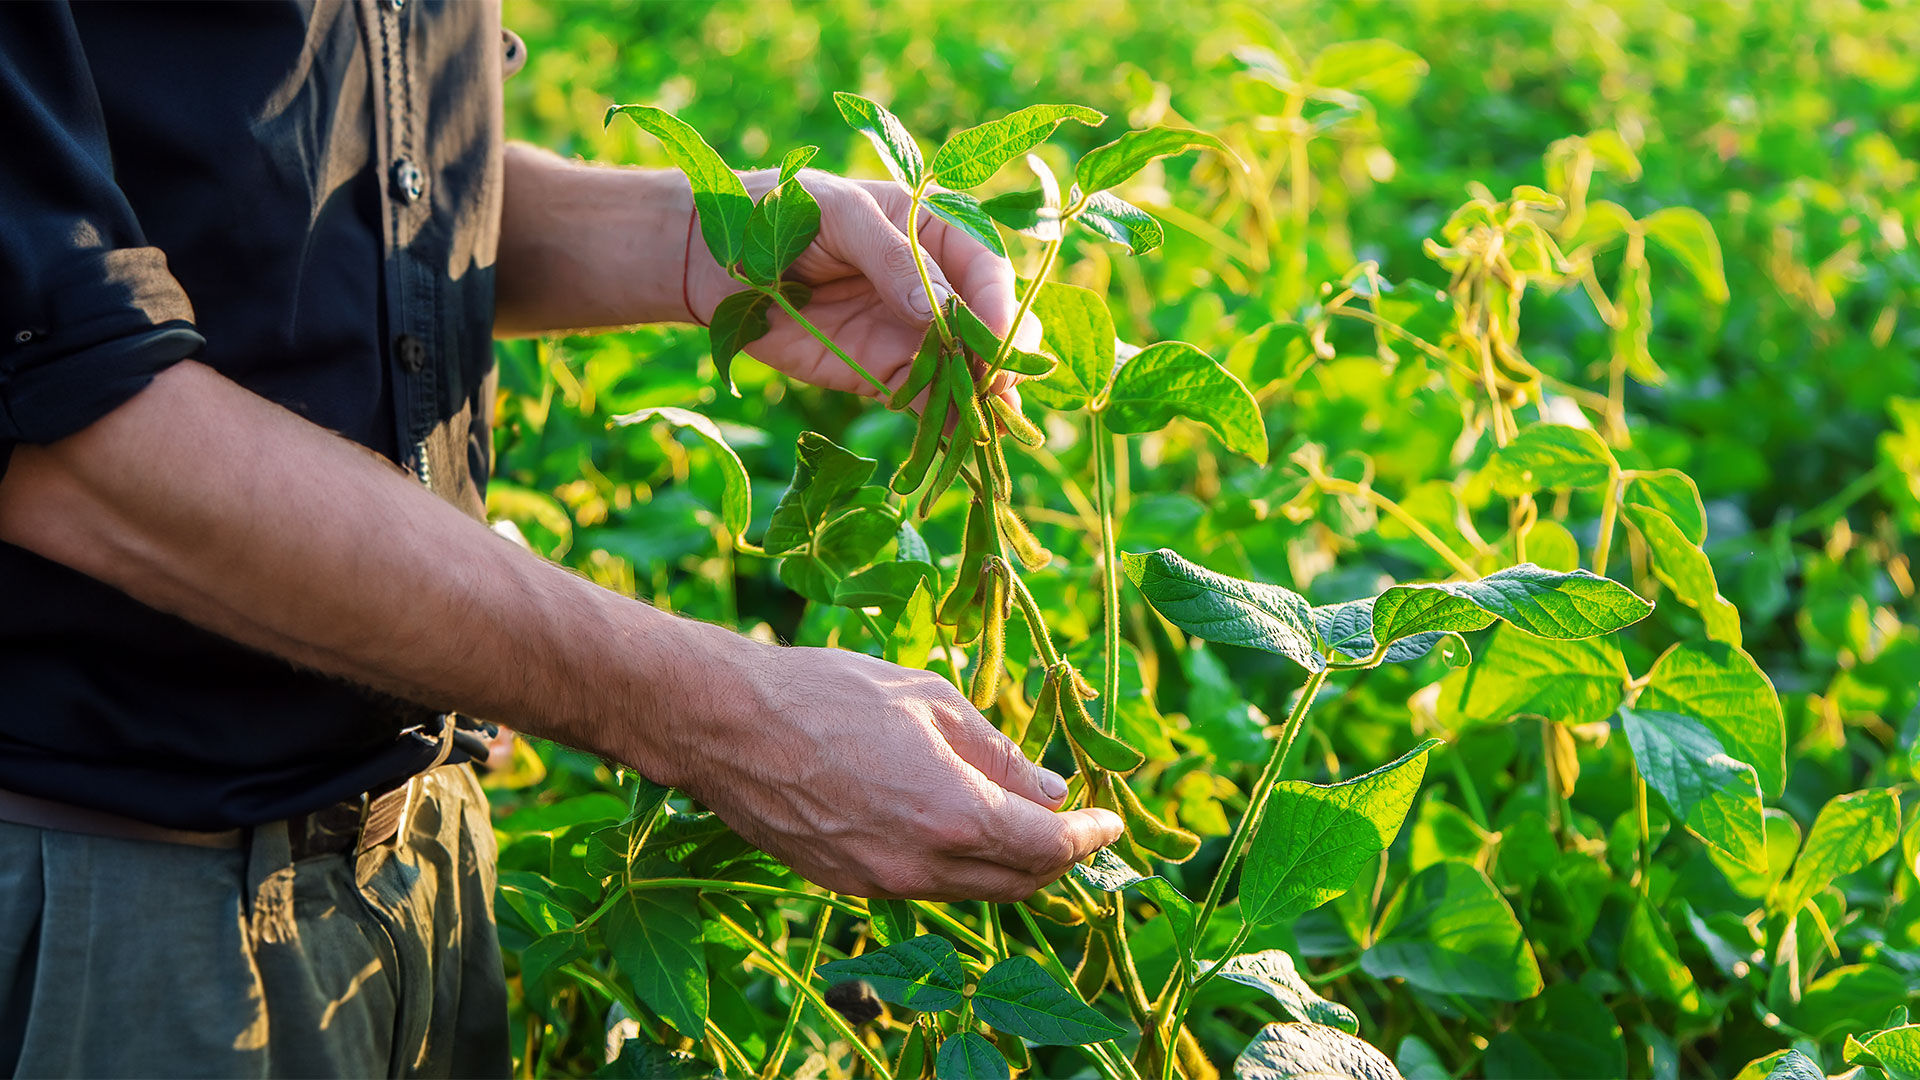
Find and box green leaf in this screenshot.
[1613,253,1664,386]
[1122,548,1323,672]
[1312,598,1465,666]
[1623,502,1742,646]
[935,1032,1011,1080]
[1363,862,1542,1001]
[1481,983,1625,1080]
[950,298,1054,376]
[1101,341,1267,463]
[868,898,918,949]
[928,104,1104,189]
[708,282,810,395]
[741,171,821,285]
[1228,321,1315,387]
[1641,206,1729,304]
[602,889,708,1036]
[606,105,752,269]
[1073,189,1167,255]
[764,432,878,556]
[923,190,1007,258]
[1214,950,1360,1033]
[1482,424,1617,497]
[1794,964,1911,1041]
[611,407,752,548]
[980,188,1055,238]
[1234,1023,1404,1080]
[1438,626,1627,727]
[1071,848,1197,963]
[886,580,937,668]
[816,934,965,1012]
[832,92,923,187]
[1777,788,1902,915]
[813,505,900,576]
[1768,1052,1825,1080]
[1639,642,1786,797]
[600,1035,716,1080]
[1848,1025,1920,1080]
[971,955,1125,1045]
[1244,739,1441,925]
[1022,282,1116,410]
[1368,564,1651,647]
[1620,896,1702,1014]
[835,560,938,618]
[1619,707,1768,870]
[1624,469,1707,545]
[1075,126,1235,195]
[1309,38,1429,103]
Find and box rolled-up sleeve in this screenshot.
[0,1,205,473]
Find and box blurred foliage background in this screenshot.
[486,2,1920,1076]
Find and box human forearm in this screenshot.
[0,360,737,780]
[493,142,697,335]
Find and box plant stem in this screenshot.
[705,904,895,1080]
[1316,478,1479,578]
[1191,667,1330,943]
[761,903,832,1079]
[1011,903,1140,1080]
[935,621,964,693]
[1635,769,1652,899]
[1008,570,1065,669]
[766,286,891,397]
[1593,468,1620,574]
[1091,411,1124,720]
[579,878,869,929]
[905,183,956,348]
[1786,460,1893,536]
[910,900,995,957]
[986,235,1064,381]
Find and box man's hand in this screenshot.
[684,170,1042,403]
[648,643,1121,901]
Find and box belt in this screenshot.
[0,722,460,856]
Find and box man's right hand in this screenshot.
[642,639,1123,902]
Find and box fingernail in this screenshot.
[1039,768,1068,801]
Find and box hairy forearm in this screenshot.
[493,142,696,335]
[0,360,744,785]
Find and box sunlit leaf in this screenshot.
[1215,951,1359,1034]
[1847,1025,1920,1080]
[1776,788,1901,915]
[1074,189,1167,254]
[833,92,924,187]
[922,189,1007,258]
[611,407,752,548]
[1623,502,1742,646]
[1022,282,1116,410]
[1363,862,1541,1001]
[1438,626,1627,728]
[1309,38,1429,104]
[1102,341,1267,463]
[741,171,821,285]
[1642,206,1729,303]
[607,105,752,269]
[971,956,1124,1045]
[1619,707,1767,870]
[1245,740,1440,925]
[603,889,708,1036]
[1482,424,1617,497]
[1075,126,1236,194]
[1625,469,1707,545]
[1122,548,1323,672]
[928,103,1103,189]
[1639,642,1785,797]
[1235,1023,1403,1080]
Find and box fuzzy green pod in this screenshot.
[950,297,1056,378]
[937,499,991,629]
[968,563,1008,711]
[888,323,943,411]
[1073,921,1115,999]
[989,395,1046,447]
[1107,774,1201,863]
[915,360,979,519]
[996,504,1051,572]
[1058,668,1145,773]
[1069,665,1099,700]
[889,352,948,496]
[984,428,1012,501]
[1019,664,1060,760]
[1020,888,1084,926]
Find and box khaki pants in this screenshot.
[0,765,510,1078]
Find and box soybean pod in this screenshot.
[1073,925,1116,999]
[937,499,991,630]
[967,561,1008,711]
[1107,773,1202,863]
[984,426,1012,502]
[1057,664,1145,772]
[889,350,948,496]
[989,396,1046,447]
[1020,888,1084,926]
[996,504,1051,572]
[887,323,943,411]
[915,360,977,519]
[1018,663,1060,760]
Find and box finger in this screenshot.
[818,184,953,325]
[937,702,1068,809]
[967,794,1124,878]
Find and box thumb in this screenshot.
[941,705,1070,809]
[823,187,954,325]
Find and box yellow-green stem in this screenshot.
[766,286,890,397]
[1594,468,1620,574]
[1091,411,1124,721]
[705,904,894,1080]
[906,184,955,348]
[1317,478,1479,578]
[761,903,832,1079]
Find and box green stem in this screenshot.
[985,235,1064,380]
[935,621,964,693]
[1635,769,1652,899]
[1594,467,1620,575]
[911,900,996,957]
[704,903,894,1080]
[905,184,956,348]
[1091,412,1124,721]
[1008,570,1065,669]
[1317,478,1479,578]
[761,903,833,1079]
[984,901,1006,961]
[1786,460,1893,536]
[1011,904,1140,1080]
[1191,667,1331,945]
[766,285,890,397]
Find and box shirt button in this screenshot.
[391,158,424,204]
[395,333,427,373]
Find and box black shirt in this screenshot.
[0,0,507,829]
